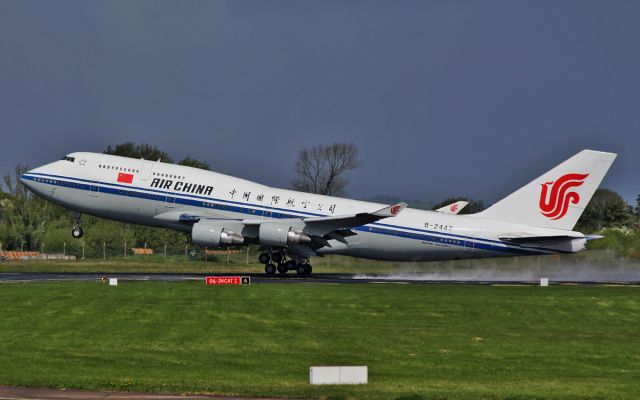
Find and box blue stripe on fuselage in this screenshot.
[21,172,550,256]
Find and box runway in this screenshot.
[0,385,283,400]
[0,272,638,285]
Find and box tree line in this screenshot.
[1,142,638,257]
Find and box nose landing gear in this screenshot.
[71,212,83,239]
[72,226,84,239]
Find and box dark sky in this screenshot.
[1,0,638,205]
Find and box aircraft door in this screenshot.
[464,239,474,253]
[261,204,273,219]
[90,180,100,197]
[140,160,153,181]
[164,192,175,208]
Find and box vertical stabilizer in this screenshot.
[475,150,617,230]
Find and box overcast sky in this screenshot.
[1,0,638,205]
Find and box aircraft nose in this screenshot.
[20,170,35,189]
[20,165,46,191]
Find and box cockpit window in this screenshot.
[61,156,75,162]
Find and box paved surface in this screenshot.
[0,272,638,285]
[0,386,288,400]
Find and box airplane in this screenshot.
[435,200,468,214]
[20,149,616,276]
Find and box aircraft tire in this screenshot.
[72,227,83,239]
[258,253,270,264]
[296,264,308,276]
[285,259,297,271]
[277,263,288,274]
[265,264,276,275]
[271,252,283,263]
[304,264,312,275]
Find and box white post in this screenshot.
[82,241,85,260]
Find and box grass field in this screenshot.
[0,281,638,399]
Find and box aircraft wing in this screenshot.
[155,202,407,231]
[155,202,408,255]
[301,202,407,236]
[435,200,468,214]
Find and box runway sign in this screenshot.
[205,276,251,286]
[310,366,368,385]
[109,278,118,286]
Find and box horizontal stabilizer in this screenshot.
[585,234,604,241]
[499,234,587,252]
[500,235,580,244]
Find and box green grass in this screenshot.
[0,282,639,399]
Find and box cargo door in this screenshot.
[90,180,100,197]
[464,239,474,253]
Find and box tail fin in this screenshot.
[475,150,617,231]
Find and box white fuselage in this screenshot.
[21,152,586,261]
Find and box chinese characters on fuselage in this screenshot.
[151,178,337,214]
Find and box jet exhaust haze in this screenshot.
[354,256,640,282]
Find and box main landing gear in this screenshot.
[71,212,83,239]
[259,250,312,276]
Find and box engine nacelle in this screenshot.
[259,223,311,247]
[191,221,244,248]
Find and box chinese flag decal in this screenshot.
[117,173,134,184]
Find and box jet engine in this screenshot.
[259,223,311,247]
[191,221,244,248]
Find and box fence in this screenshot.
[0,240,258,264]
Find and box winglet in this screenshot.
[435,200,469,214]
[372,202,407,218]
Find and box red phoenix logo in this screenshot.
[390,205,401,216]
[450,203,459,212]
[539,173,589,220]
